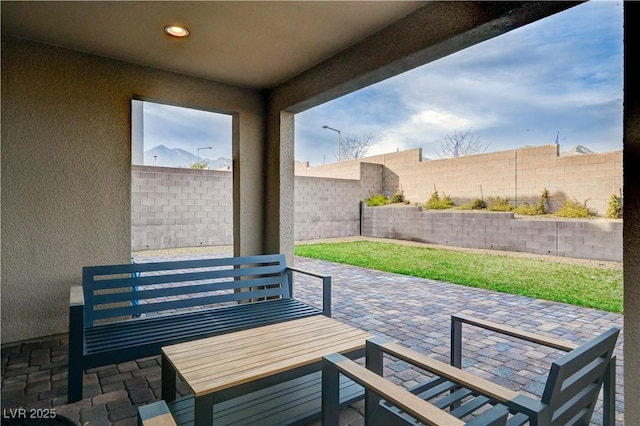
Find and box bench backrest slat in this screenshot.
[90,286,287,322]
[88,264,285,291]
[91,275,284,306]
[82,254,289,326]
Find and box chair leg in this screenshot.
[365,340,384,424]
[603,356,616,426]
[322,355,341,426]
[450,317,462,368]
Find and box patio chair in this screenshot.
[322,352,509,425]
[355,316,619,426]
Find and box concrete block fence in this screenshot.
[133,149,623,262]
[360,205,623,262]
[131,166,233,250]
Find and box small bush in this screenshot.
[513,203,539,216]
[606,194,622,219]
[390,188,405,204]
[364,194,389,207]
[424,191,454,210]
[458,198,486,210]
[555,198,596,218]
[513,189,550,216]
[487,196,513,212]
[536,188,550,215]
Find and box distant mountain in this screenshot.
[144,145,231,169]
[561,144,594,156]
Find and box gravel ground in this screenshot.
[133,235,622,271]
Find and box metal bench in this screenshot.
[68,254,330,403]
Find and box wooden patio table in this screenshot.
[161,315,372,425]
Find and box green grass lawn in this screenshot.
[294,241,623,313]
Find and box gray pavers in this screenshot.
[1,248,624,425]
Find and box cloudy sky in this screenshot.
[141,1,622,167]
[140,101,233,161]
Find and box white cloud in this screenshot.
[295,1,623,164]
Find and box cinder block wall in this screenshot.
[293,162,384,241]
[131,166,233,250]
[132,165,381,249]
[361,206,623,262]
[294,176,361,240]
[297,145,623,215]
[134,153,623,260]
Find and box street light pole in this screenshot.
[322,125,342,162]
[197,146,212,164]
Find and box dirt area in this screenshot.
[134,236,622,271]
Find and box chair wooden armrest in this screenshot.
[367,337,521,404]
[451,314,578,355]
[322,353,509,426]
[138,400,177,426]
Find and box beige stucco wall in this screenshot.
[1,37,266,343]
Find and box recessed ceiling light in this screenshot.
[164,25,189,38]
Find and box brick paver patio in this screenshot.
[1,245,624,425]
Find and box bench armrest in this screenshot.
[70,285,85,307]
[68,285,86,402]
[286,267,331,317]
[138,400,177,426]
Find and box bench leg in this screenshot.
[67,364,83,403]
[68,305,84,403]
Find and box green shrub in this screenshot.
[487,196,513,212]
[536,188,550,215]
[606,194,622,219]
[364,194,389,207]
[390,188,405,204]
[424,191,454,210]
[513,203,539,216]
[513,189,550,216]
[458,198,486,210]
[555,198,596,218]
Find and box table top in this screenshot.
[161,315,372,397]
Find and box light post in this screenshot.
[197,146,212,164]
[322,125,341,162]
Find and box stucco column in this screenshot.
[264,110,295,262]
[233,111,267,257]
[623,2,640,424]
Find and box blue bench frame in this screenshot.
[68,254,330,403]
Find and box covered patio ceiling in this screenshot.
[1,1,579,93]
[1,1,425,89]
